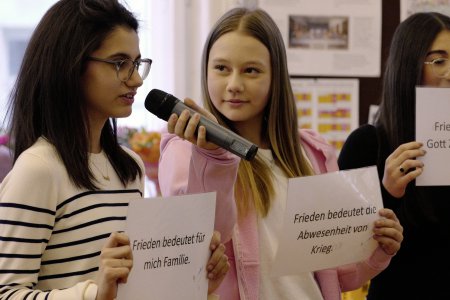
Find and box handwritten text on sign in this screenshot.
[116,192,216,300]
[272,167,382,275]
[416,86,450,186]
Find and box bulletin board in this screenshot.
[260,0,382,77]
[259,0,400,154]
[289,0,400,126]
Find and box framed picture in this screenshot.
[259,0,382,77]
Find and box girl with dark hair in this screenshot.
[338,12,450,299]
[159,7,403,300]
[0,1,229,299]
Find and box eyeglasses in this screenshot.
[424,57,450,78]
[88,57,152,82]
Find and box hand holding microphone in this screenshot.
[145,89,258,160]
[169,98,220,151]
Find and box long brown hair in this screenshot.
[201,7,314,217]
[6,0,143,189]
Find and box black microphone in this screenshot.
[145,89,258,160]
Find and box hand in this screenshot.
[207,231,230,294]
[167,98,219,150]
[95,232,133,300]
[382,141,426,198]
[372,208,403,256]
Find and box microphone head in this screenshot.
[144,89,177,120]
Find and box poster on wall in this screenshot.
[400,0,450,21]
[259,0,381,77]
[292,78,359,154]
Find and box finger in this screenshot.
[398,159,425,174]
[184,98,209,117]
[101,233,133,261]
[207,243,226,272]
[389,163,423,186]
[173,109,191,137]
[390,142,423,159]
[373,235,400,255]
[399,167,423,183]
[120,261,133,279]
[119,258,133,269]
[184,98,217,121]
[197,126,208,147]
[209,259,230,280]
[386,149,425,176]
[377,208,398,222]
[373,224,403,243]
[115,232,131,245]
[197,125,220,150]
[209,231,221,251]
[391,147,425,174]
[103,262,133,284]
[103,232,131,248]
[184,98,201,110]
[100,258,133,277]
[373,212,403,240]
[396,149,426,166]
[167,113,178,133]
[103,257,133,268]
[208,252,228,278]
[184,113,201,140]
[374,213,403,232]
[101,245,133,261]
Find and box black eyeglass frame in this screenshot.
[88,56,152,82]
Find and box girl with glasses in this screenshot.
[338,12,450,300]
[0,1,229,299]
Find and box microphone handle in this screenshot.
[171,101,258,160]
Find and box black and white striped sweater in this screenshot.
[0,138,144,299]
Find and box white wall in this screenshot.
[135,0,247,131]
[0,0,58,129]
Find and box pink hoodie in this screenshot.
[159,129,393,300]
[159,134,240,242]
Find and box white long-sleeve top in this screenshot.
[0,138,144,299]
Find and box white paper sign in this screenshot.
[416,86,450,186]
[116,192,216,300]
[272,166,382,275]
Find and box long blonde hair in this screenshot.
[201,8,314,217]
